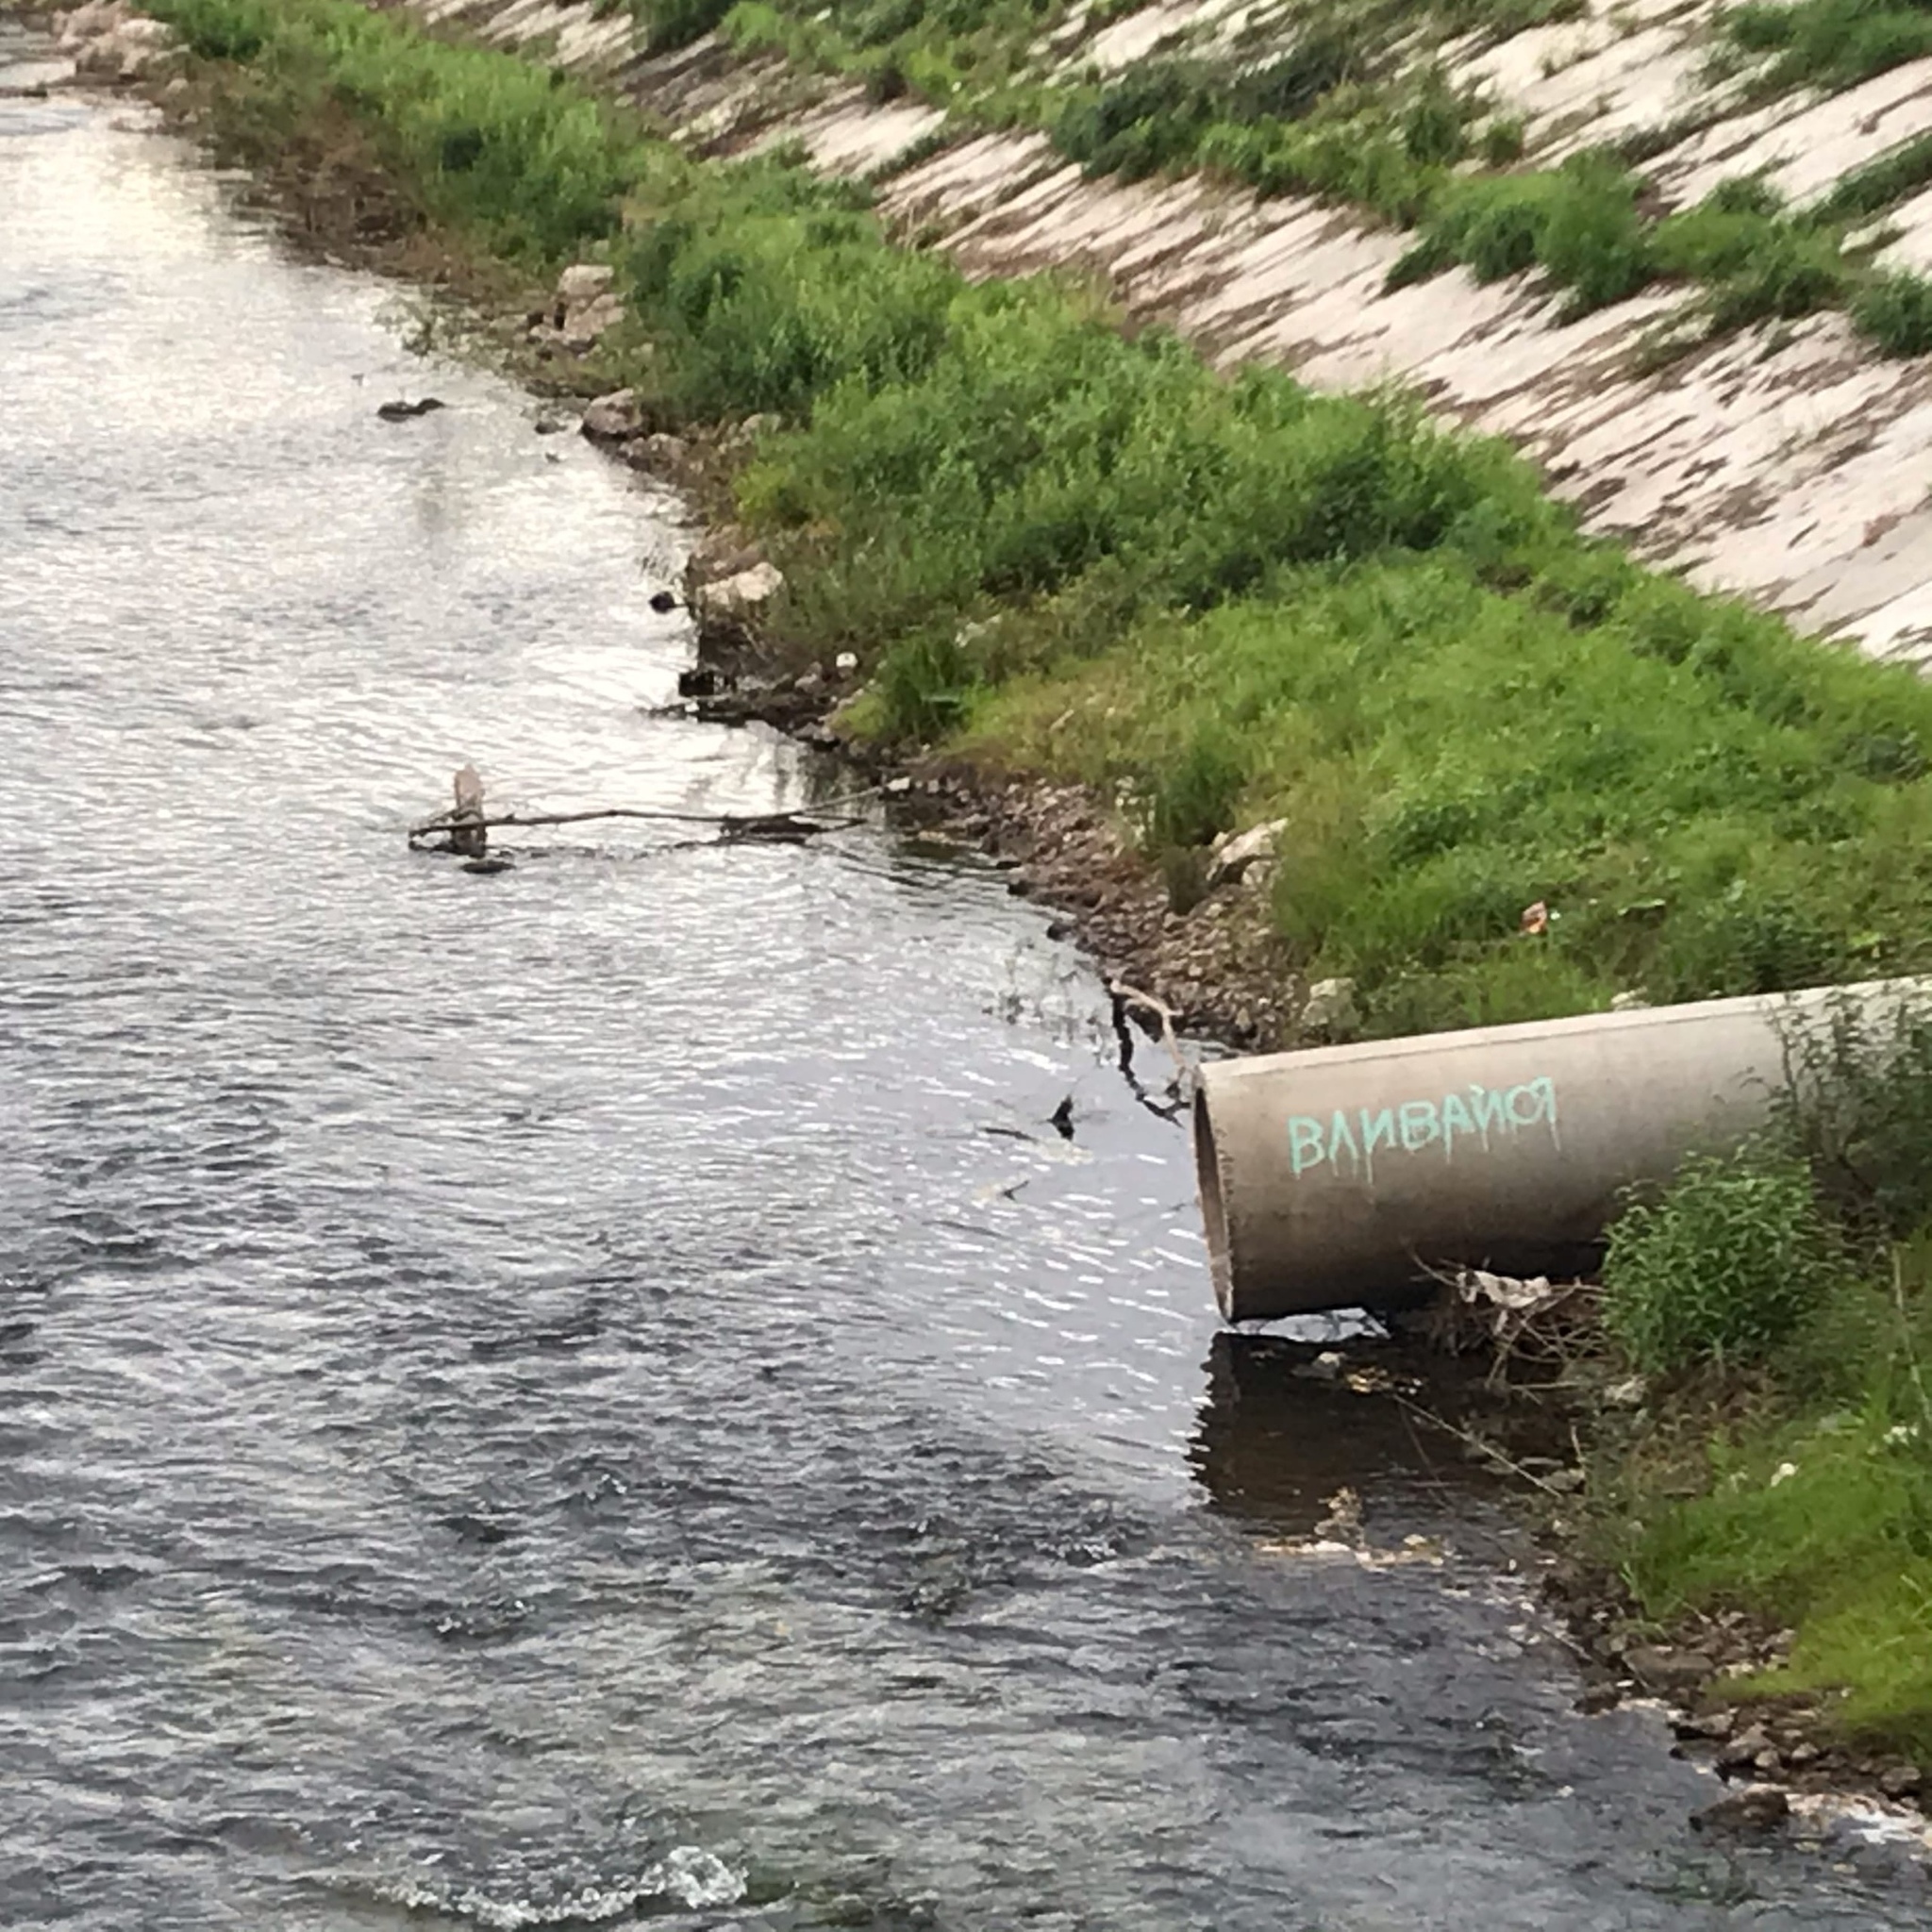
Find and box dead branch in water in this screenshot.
[408,805,861,847]
[1108,980,1196,1100]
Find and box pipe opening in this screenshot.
[1191,1083,1236,1321]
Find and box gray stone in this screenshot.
[623,431,690,473]
[1716,1724,1774,1772]
[1624,1645,1714,1697]
[696,560,784,623]
[1673,1707,1736,1742]
[555,263,615,305]
[560,291,625,348]
[71,12,175,79]
[580,389,641,441]
[1692,1786,1790,1834]
[1207,817,1287,889]
[1300,976,1360,1042]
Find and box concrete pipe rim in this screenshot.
[1191,1083,1239,1322]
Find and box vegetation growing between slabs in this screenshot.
[1721,0,1932,100]
[142,0,1932,1771]
[620,0,1932,357]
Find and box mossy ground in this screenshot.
[134,0,1932,1769]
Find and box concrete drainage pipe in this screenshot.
[1192,978,1929,1322]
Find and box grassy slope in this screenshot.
[143,0,1932,1757]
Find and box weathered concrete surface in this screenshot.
[396,0,1932,667]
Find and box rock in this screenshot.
[579,389,641,441]
[555,263,615,306]
[1625,1645,1715,1698]
[376,397,444,422]
[834,651,859,675]
[690,525,760,579]
[560,292,625,349]
[1716,1724,1774,1773]
[1673,1707,1736,1742]
[1610,991,1650,1011]
[1692,1786,1790,1834]
[1879,1759,1924,1798]
[1207,817,1287,889]
[543,264,625,351]
[622,432,690,473]
[1603,1374,1647,1407]
[696,560,783,623]
[58,1,131,46]
[1300,976,1360,1042]
[69,11,175,79]
[648,590,681,614]
[723,411,781,451]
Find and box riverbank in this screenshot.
[42,0,1932,1826]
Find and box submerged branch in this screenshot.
[408,805,862,845]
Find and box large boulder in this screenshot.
[1299,976,1360,1042]
[580,389,642,441]
[695,560,783,624]
[1207,817,1287,890]
[536,262,625,351]
[61,4,175,78]
[556,263,614,306]
[56,1,129,46]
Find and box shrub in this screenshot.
[1725,0,1932,97]
[1775,993,1932,1243]
[1812,130,1932,222]
[631,0,737,50]
[1390,154,1653,313]
[1479,115,1526,166]
[1603,1148,1841,1374]
[1853,270,1932,356]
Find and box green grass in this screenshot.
[151,0,645,265]
[1625,1390,1932,1757]
[1595,1007,1932,1761]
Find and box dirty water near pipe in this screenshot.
[1,30,1927,1928]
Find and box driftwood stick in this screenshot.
[1108,980,1195,1096]
[408,805,861,842]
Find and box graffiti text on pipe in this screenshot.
[1286,1076,1558,1180]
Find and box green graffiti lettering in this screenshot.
[1327,1108,1360,1170]
[1506,1081,1548,1127]
[1399,1099,1441,1151]
[1440,1090,1475,1152]
[1471,1085,1509,1142]
[1289,1115,1327,1176]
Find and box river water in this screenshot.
[2,30,1926,1930]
